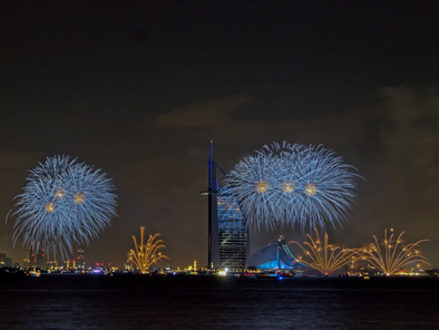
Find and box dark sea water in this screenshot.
[0,275,438,329]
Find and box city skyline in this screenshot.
[1,2,438,267]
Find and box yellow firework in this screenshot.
[255,180,269,194]
[127,226,168,273]
[289,228,357,276]
[360,228,430,276]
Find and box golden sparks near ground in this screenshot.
[255,180,269,194]
[289,228,357,276]
[360,228,430,276]
[127,226,168,273]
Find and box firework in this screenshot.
[127,226,168,273]
[221,151,285,229]
[289,228,358,276]
[222,142,360,230]
[11,155,117,258]
[286,144,359,230]
[360,228,430,276]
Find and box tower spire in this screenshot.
[207,140,219,268]
[208,140,213,189]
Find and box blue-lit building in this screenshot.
[249,236,301,270]
[217,193,248,271]
[204,141,248,271]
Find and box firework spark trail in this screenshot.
[222,151,288,230]
[360,228,430,275]
[11,155,117,258]
[223,142,361,230]
[290,144,360,230]
[127,226,168,273]
[289,228,358,276]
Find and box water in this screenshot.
[0,275,438,329]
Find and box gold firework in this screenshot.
[255,180,269,194]
[73,192,85,204]
[45,202,55,213]
[360,228,430,276]
[282,181,295,193]
[289,228,357,276]
[127,226,168,273]
[305,183,317,196]
[54,189,65,199]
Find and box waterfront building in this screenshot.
[28,246,36,266]
[27,246,47,268]
[249,235,300,270]
[36,249,46,268]
[0,253,12,268]
[75,248,86,269]
[217,194,248,271]
[203,141,248,271]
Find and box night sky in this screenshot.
[1,1,438,267]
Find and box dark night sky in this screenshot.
[1,1,438,267]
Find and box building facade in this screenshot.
[205,141,248,271]
[0,253,12,268]
[217,194,248,271]
[249,235,300,270]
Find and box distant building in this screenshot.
[75,248,86,268]
[27,246,47,268]
[0,253,12,268]
[249,236,301,270]
[36,249,47,268]
[204,141,248,271]
[28,246,36,265]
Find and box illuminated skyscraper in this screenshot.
[36,249,46,268]
[28,246,36,265]
[203,141,248,271]
[217,195,248,271]
[26,244,47,268]
[76,248,86,269]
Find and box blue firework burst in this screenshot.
[222,142,361,230]
[11,155,117,258]
[221,152,284,230]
